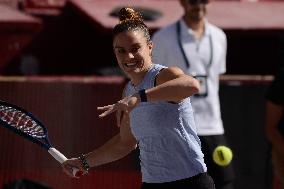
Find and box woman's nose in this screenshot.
[125,52,135,59]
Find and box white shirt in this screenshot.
[152,18,227,135]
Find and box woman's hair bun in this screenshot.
[118,7,143,23]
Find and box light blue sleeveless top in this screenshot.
[125,64,207,183]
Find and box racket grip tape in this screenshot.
[48,147,81,177]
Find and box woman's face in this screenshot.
[113,30,153,78]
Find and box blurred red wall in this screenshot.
[0,76,141,189]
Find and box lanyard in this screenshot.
[176,21,213,74]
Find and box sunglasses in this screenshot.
[187,0,209,5]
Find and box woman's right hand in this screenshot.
[97,93,140,120]
[62,158,87,178]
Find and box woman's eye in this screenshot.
[117,49,125,54]
[132,47,140,53]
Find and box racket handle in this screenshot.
[48,147,81,177]
[48,147,67,163]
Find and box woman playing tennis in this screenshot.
[62,7,215,189]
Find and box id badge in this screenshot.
[194,75,208,97]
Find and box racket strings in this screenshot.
[0,105,45,138]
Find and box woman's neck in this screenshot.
[130,64,152,86]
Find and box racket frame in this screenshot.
[0,100,80,177]
[0,100,52,150]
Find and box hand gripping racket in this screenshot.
[0,100,82,177]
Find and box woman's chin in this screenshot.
[124,66,139,73]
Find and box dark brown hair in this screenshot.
[113,7,151,43]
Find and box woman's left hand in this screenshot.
[97,93,140,119]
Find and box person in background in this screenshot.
[62,7,216,189]
[152,0,235,188]
[265,67,284,189]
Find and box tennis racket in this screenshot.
[0,100,82,177]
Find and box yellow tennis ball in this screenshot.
[212,146,233,166]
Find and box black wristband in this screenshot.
[79,154,90,172]
[138,89,147,102]
[138,89,148,102]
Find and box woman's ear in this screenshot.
[148,40,153,48]
[148,41,154,57]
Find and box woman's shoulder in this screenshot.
[155,66,184,85]
[158,66,183,74]
[152,63,167,70]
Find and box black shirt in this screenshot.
[266,69,284,136]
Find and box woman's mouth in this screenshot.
[125,62,139,68]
